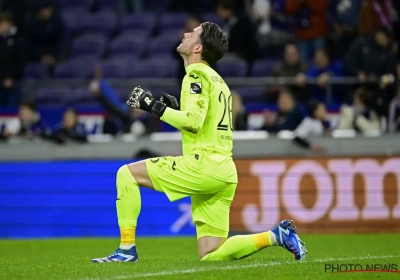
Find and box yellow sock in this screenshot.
[253,230,275,250]
[120,226,136,248]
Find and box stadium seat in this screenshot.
[23,63,48,80]
[128,58,178,79]
[68,88,98,105]
[61,8,85,33]
[159,13,188,31]
[251,59,279,77]
[54,59,95,79]
[35,87,70,105]
[121,14,156,32]
[97,0,117,10]
[70,34,107,58]
[100,58,131,79]
[147,35,180,56]
[109,35,146,58]
[57,0,95,11]
[79,11,117,37]
[216,58,247,77]
[119,29,152,40]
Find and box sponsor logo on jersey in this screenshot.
[189,74,199,79]
[190,83,202,94]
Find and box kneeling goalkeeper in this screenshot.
[92,22,308,263]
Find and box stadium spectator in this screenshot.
[252,0,294,52]
[306,48,344,103]
[50,108,88,144]
[337,87,381,132]
[285,0,328,60]
[217,0,258,64]
[389,86,400,132]
[0,13,24,108]
[293,100,330,152]
[327,0,363,58]
[173,14,204,81]
[25,0,65,69]
[270,43,309,103]
[359,0,397,37]
[260,89,303,133]
[89,78,159,137]
[0,101,49,140]
[0,0,32,33]
[344,26,397,117]
[231,90,248,130]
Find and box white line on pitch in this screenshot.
[82,254,400,280]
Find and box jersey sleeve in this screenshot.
[160,70,210,134]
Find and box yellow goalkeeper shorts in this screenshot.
[145,153,237,237]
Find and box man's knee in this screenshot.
[197,235,226,259]
[127,160,154,189]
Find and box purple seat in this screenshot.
[58,0,94,11]
[232,86,265,103]
[35,87,69,105]
[97,0,117,10]
[122,14,156,32]
[159,13,188,31]
[107,54,139,65]
[161,28,183,38]
[109,35,146,57]
[23,63,48,80]
[119,29,152,40]
[128,58,177,79]
[61,8,85,32]
[252,60,279,77]
[147,35,180,56]
[70,34,107,58]
[100,58,130,79]
[68,88,97,105]
[79,11,117,37]
[216,59,247,77]
[54,59,94,79]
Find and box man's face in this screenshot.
[63,111,77,128]
[217,5,232,20]
[314,103,326,120]
[39,7,53,19]
[19,106,35,122]
[315,50,329,69]
[0,20,12,34]
[278,92,294,112]
[375,32,390,48]
[284,45,299,66]
[177,26,203,56]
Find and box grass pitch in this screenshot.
[1,234,400,280]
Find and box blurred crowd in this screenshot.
[1,0,400,150]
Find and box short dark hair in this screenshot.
[19,101,37,111]
[199,22,228,65]
[354,87,372,107]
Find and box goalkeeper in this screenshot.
[92,22,307,263]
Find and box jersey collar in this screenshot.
[185,62,209,73]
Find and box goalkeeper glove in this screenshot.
[160,93,179,110]
[127,86,167,117]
